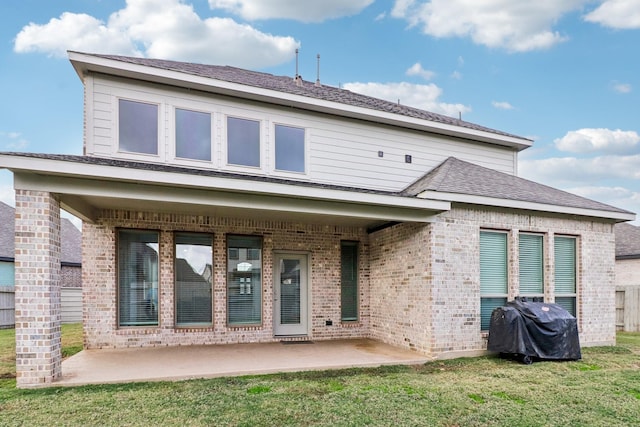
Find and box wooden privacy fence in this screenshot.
[0,286,15,329]
[0,287,82,328]
[616,286,640,332]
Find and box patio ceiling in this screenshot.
[5,155,450,229]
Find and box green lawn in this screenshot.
[0,328,639,426]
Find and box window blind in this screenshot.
[227,235,262,325]
[118,230,159,327]
[519,234,544,295]
[341,241,358,321]
[555,236,577,316]
[175,233,213,326]
[480,231,508,330]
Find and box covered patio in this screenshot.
[57,339,430,387]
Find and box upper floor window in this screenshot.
[227,117,260,167]
[175,108,211,161]
[118,99,158,155]
[519,233,544,300]
[275,124,305,173]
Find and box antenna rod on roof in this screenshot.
[315,54,321,87]
[294,48,299,80]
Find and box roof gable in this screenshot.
[71,52,529,145]
[403,157,632,216]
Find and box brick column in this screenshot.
[14,190,62,387]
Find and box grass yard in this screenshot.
[0,329,639,426]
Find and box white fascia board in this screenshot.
[68,52,532,151]
[417,190,636,222]
[1,155,450,213]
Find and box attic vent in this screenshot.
[315,54,321,87]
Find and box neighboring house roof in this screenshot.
[615,222,640,259]
[0,201,82,265]
[61,217,82,265]
[69,51,532,150]
[0,201,14,260]
[403,157,633,217]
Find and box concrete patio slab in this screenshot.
[56,339,430,387]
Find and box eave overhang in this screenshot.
[416,190,636,223]
[0,155,450,227]
[68,51,532,151]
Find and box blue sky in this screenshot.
[1,0,639,225]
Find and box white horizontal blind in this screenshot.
[519,234,543,296]
[480,231,508,330]
[341,241,359,322]
[227,235,262,325]
[555,236,577,316]
[118,230,159,326]
[175,233,213,326]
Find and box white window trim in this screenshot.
[271,121,309,178]
[113,94,165,162]
[222,113,265,174]
[170,104,216,167]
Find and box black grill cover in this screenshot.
[487,299,581,363]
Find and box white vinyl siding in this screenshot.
[480,231,508,331]
[85,75,518,190]
[519,233,544,300]
[555,236,577,317]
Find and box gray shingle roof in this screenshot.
[0,201,81,264]
[84,52,525,141]
[615,222,640,258]
[402,157,632,215]
[0,201,14,259]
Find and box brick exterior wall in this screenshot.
[615,258,640,287]
[369,206,617,359]
[61,265,82,288]
[82,210,370,348]
[14,190,62,387]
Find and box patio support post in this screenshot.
[14,190,62,387]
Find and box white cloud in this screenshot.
[566,185,640,219]
[343,81,471,118]
[613,82,632,93]
[554,128,640,154]
[14,12,139,58]
[519,154,640,186]
[584,0,640,29]
[1,131,29,151]
[209,0,374,22]
[14,0,299,69]
[450,70,462,80]
[492,101,514,110]
[406,62,435,80]
[375,12,387,21]
[391,0,586,52]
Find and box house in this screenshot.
[614,222,640,331]
[0,51,634,387]
[0,201,82,327]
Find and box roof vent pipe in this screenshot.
[315,54,321,87]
